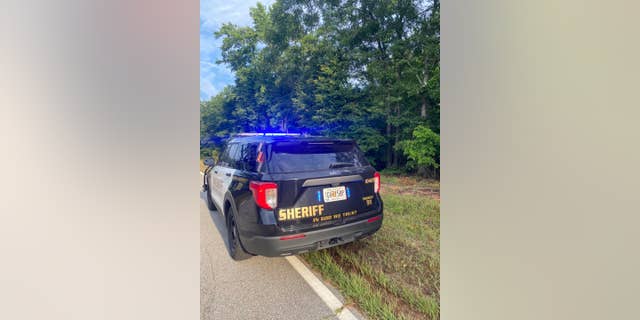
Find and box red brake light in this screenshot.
[249,181,278,209]
[374,172,381,193]
[367,215,381,223]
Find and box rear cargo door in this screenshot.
[267,140,378,230]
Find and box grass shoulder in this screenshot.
[302,181,440,320]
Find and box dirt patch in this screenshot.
[381,174,440,200]
[382,184,440,200]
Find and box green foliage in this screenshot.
[397,125,440,169]
[201,0,440,172]
[200,148,219,161]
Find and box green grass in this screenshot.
[302,190,440,319]
[304,250,400,320]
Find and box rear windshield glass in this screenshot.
[267,141,368,173]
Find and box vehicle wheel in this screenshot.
[226,208,251,260]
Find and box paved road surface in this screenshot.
[200,187,361,320]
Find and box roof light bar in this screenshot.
[234,133,302,137]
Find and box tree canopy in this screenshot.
[201,0,439,176]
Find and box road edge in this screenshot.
[285,255,358,320]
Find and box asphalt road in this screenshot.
[200,187,361,320]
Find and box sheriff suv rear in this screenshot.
[202,133,383,260]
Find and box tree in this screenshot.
[397,125,439,175]
[202,0,440,173]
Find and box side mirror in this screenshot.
[203,158,215,166]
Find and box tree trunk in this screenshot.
[392,128,399,167]
[417,166,427,177]
[422,53,430,119]
[386,120,392,168]
[392,104,400,168]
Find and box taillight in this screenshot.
[374,172,381,193]
[249,181,278,210]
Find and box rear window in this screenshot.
[267,141,368,173]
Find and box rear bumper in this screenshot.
[240,215,383,257]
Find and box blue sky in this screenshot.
[200,0,275,101]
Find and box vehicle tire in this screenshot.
[226,207,251,260]
[204,176,215,211]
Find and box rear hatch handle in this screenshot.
[329,162,355,169]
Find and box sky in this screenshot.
[200,0,275,101]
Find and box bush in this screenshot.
[397,125,440,175]
[200,148,219,162]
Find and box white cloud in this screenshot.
[200,0,276,100]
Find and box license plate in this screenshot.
[323,186,347,203]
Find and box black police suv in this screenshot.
[202,133,383,260]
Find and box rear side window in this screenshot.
[218,142,261,171]
[238,143,260,172]
[267,141,368,173]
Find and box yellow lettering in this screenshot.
[278,205,329,221]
